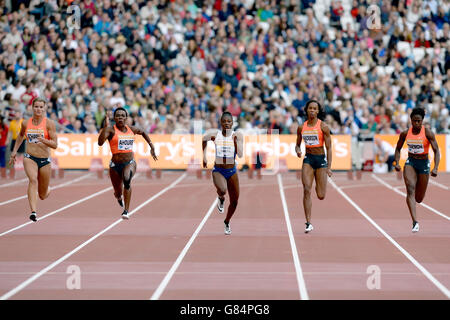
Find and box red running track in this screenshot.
[0,170,448,300]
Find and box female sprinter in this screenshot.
[98,107,158,219]
[9,98,58,222]
[295,100,332,233]
[393,107,440,232]
[202,111,243,235]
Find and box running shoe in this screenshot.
[29,212,37,222]
[121,210,129,220]
[224,221,232,235]
[117,197,124,208]
[217,197,225,214]
[412,221,419,233]
[305,222,314,233]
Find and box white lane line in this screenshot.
[371,174,450,221]
[0,178,28,188]
[150,198,217,300]
[429,179,449,190]
[0,173,92,206]
[0,173,186,300]
[329,177,450,299]
[3,271,449,276]
[0,187,113,237]
[277,173,309,300]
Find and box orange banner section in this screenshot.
[51,134,352,170]
[375,134,447,172]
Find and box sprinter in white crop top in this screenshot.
[202,111,243,235]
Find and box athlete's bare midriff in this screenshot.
[305,147,325,155]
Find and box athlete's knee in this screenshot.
[217,188,226,196]
[405,184,415,195]
[123,179,132,190]
[29,178,38,186]
[317,193,326,200]
[415,194,425,203]
[39,190,49,200]
[123,174,133,190]
[303,186,312,197]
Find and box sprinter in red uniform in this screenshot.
[98,107,158,219]
[394,107,440,233]
[9,98,58,222]
[295,100,333,233]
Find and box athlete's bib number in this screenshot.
[407,141,424,154]
[27,133,43,144]
[118,138,134,151]
[217,145,233,158]
[303,134,320,146]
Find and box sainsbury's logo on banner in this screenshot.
[51,134,352,170]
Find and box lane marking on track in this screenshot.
[429,179,449,190]
[3,271,450,276]
[0,178,28,188]
[371,174,450,221]
[0,187,113,237]
[277,173,309,300]
[329,177,450,299]
[0,173,186,300]
[0,173,92,206]
[150,198,217,300]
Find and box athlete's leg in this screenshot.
[23,157,38,213]
[122,160,137,212]
[224,173,239,224]
[301,163,315,224]
[314,167,328,200]
[109,166,124,206]
[403,165,418,223]
[212,171,227,201]
[414,173,429,204]
[37,163,51,200]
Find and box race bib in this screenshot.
[407,139,424,154]
[27,130,44,143]
[216,139,235,158]
[303,130,320,146]
[118,135,134,151]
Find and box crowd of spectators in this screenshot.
[0,0,449,145]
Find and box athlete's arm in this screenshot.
[322,122,333,177]
[295,125,303,158]
[38,119,58,149]
[98,117,113,146]
[202,129,216,168]
[394,131,407,171]
[233,130,244,158]
[425,127,440,177]
[9,120,27,166]
[131,126,158,161]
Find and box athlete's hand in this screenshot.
[431,168,438,177]
[37,136,47,145]
[104,114,110,127]
[150,147,158,161]
[295,145,302,158]
[326,168,333,177]
[202,158,207,168]
[394,164,401,172]
[8,152,16,166]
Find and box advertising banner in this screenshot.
[51,134,353,170]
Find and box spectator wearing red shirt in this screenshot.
[20,82,38,106]
[0,115,9,169]
[414,32,431,48]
